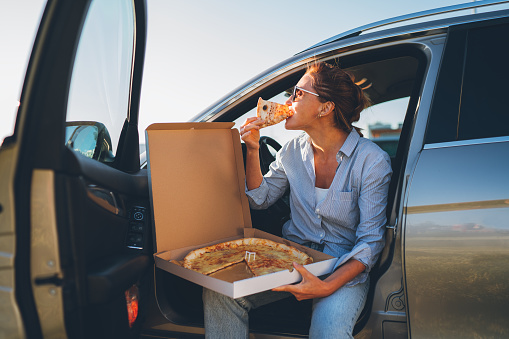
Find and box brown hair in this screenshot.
[305,61,370,136]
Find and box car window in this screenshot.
[457,23,509,140]
[426,22,509,144]
[357,97,408,157]
[65,0,135,162]
[233,94,407,158]
[233,54,419,159]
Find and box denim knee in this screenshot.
[309,278,370,339]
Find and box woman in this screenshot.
[203,61,392,338]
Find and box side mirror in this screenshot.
[65,121,114,162]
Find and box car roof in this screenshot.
[301,0,509,53]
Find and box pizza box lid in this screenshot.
[146,122,252,253]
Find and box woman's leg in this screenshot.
[203,288,290,339]
[309,278,370,339]
[203,288,250,339]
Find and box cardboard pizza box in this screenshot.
[147,122,337,298]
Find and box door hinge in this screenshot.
[386,217,398,238]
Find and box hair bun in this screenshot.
[306,61,371,135]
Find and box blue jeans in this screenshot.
[203,276,369,339]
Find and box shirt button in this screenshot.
[321,232,325,237]
[315,209,320,213]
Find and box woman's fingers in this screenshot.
[292,263,314,280]
[240,118,263,134]
[240,118,264,150]
[242,116,260,125]
[272,263,329,300]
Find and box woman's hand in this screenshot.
[240,117,264,151]
[272,263,332,301]
[272,259,366,301]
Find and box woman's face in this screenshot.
[284,74,324,131]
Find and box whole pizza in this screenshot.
[182,238,313,277]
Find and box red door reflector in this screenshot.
[125,285,139,328]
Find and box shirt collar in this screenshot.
[301,134,314,162]
[338,128,360,158]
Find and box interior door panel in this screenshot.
[55,149,152,338]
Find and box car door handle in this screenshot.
[86,184,125,217]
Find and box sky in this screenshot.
[1,0,502,145]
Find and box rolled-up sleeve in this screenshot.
[245,150,290,210]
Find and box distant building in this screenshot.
[368,122,402,139]
[368,122,402,157]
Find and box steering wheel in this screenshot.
[259,136,282,175]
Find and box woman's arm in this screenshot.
[240,117,264,190]
[272,259,365,301]
[245,145,263,191]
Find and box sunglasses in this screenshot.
[291,85,320,102]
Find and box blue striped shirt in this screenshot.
[246,129,392,285]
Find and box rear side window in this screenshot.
[426,21,509,143]
[458,23,509,140]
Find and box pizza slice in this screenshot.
[257,97,293,128]
[182,239,247,275]
[246,242,313,276]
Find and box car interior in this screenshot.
[150,45,428,336]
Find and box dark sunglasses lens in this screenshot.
[292,86,302,101]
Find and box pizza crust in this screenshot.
[257,98,293,128]
[182,238,313,277]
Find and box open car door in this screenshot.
[0,0,152,338]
